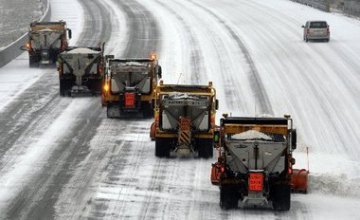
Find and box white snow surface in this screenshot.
[0,0,360,219]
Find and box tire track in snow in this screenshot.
[185,0,273,115]
[147,0,203,84]
[116,0,161,58]
[2,0,114,218]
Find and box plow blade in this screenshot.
[291,168,309,193]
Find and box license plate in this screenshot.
[248,173,263,191]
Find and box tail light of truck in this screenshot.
[248,172,264,192]
[306,29,310,35]
[327,26,330,34]
[103,82,109,93]
[124,93,136,107]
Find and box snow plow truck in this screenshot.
[21,21,72,67]
[150,81,218,158]
[102,54,162,118]
[211,115,308,210]
[57,45,105,96]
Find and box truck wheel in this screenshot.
[29,55,39,67]
[155,138,170,158]
[142,102,153,118]
[198,139,213,159]
[272,184,291,211]
[220,185,238,209]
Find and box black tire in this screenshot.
[305,37,309,42]
[107,104,114,118]
[198,139,213,159]
[59,77,73,97]
[142,102,154,118]
[155,138,170,158]
[272,184,291,211]
[29,55,39,67]
[220,185,238,210]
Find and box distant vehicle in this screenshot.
[302,21,330,42]
[21,21,72,67]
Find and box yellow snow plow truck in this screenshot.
[102,54,162,118]
[210,115,302,211]
[21,21,72,67]
[150,81,218,158]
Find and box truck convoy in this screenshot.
[102,54,162,118]
[22,21,72,67]
[57,45,105,96]
[211,115,307,211]
[150,81,218,158]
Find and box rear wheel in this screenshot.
[197,139,213,159]
[272,184,291,211]
[29,55,39,67]
[142,102,154,118]
[220,185,238,209]
[155,138,170,158]
[107,103,120,118]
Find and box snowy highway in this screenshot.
[0,0,360,219]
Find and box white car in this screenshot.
[302,21,330,42]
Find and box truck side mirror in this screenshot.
[157,65,162,78]
[215,99,219,110]
[213,130,220,146]
[67,29,72,39]
[301,25,305,28]
[291,129,297,150]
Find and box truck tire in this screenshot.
[142,102,153,118]
[272,184,291,211]
[198,139,213,159]
[220,185,238,209]
[155,138,170,158]
[29,55,39,67]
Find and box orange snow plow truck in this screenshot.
[101,54,162,118]
[211,115,308,211]
[21,21,72,67]
[150,81,218,158]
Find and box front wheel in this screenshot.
[155,138,170,158]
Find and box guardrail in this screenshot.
[291,0,330,12]
[291,0,360,17]
[0,0,51,68]
[344,0,360,17]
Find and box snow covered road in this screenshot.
[0,0,360,219]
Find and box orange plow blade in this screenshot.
[150,122,156,141]
[291,168,309,193]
